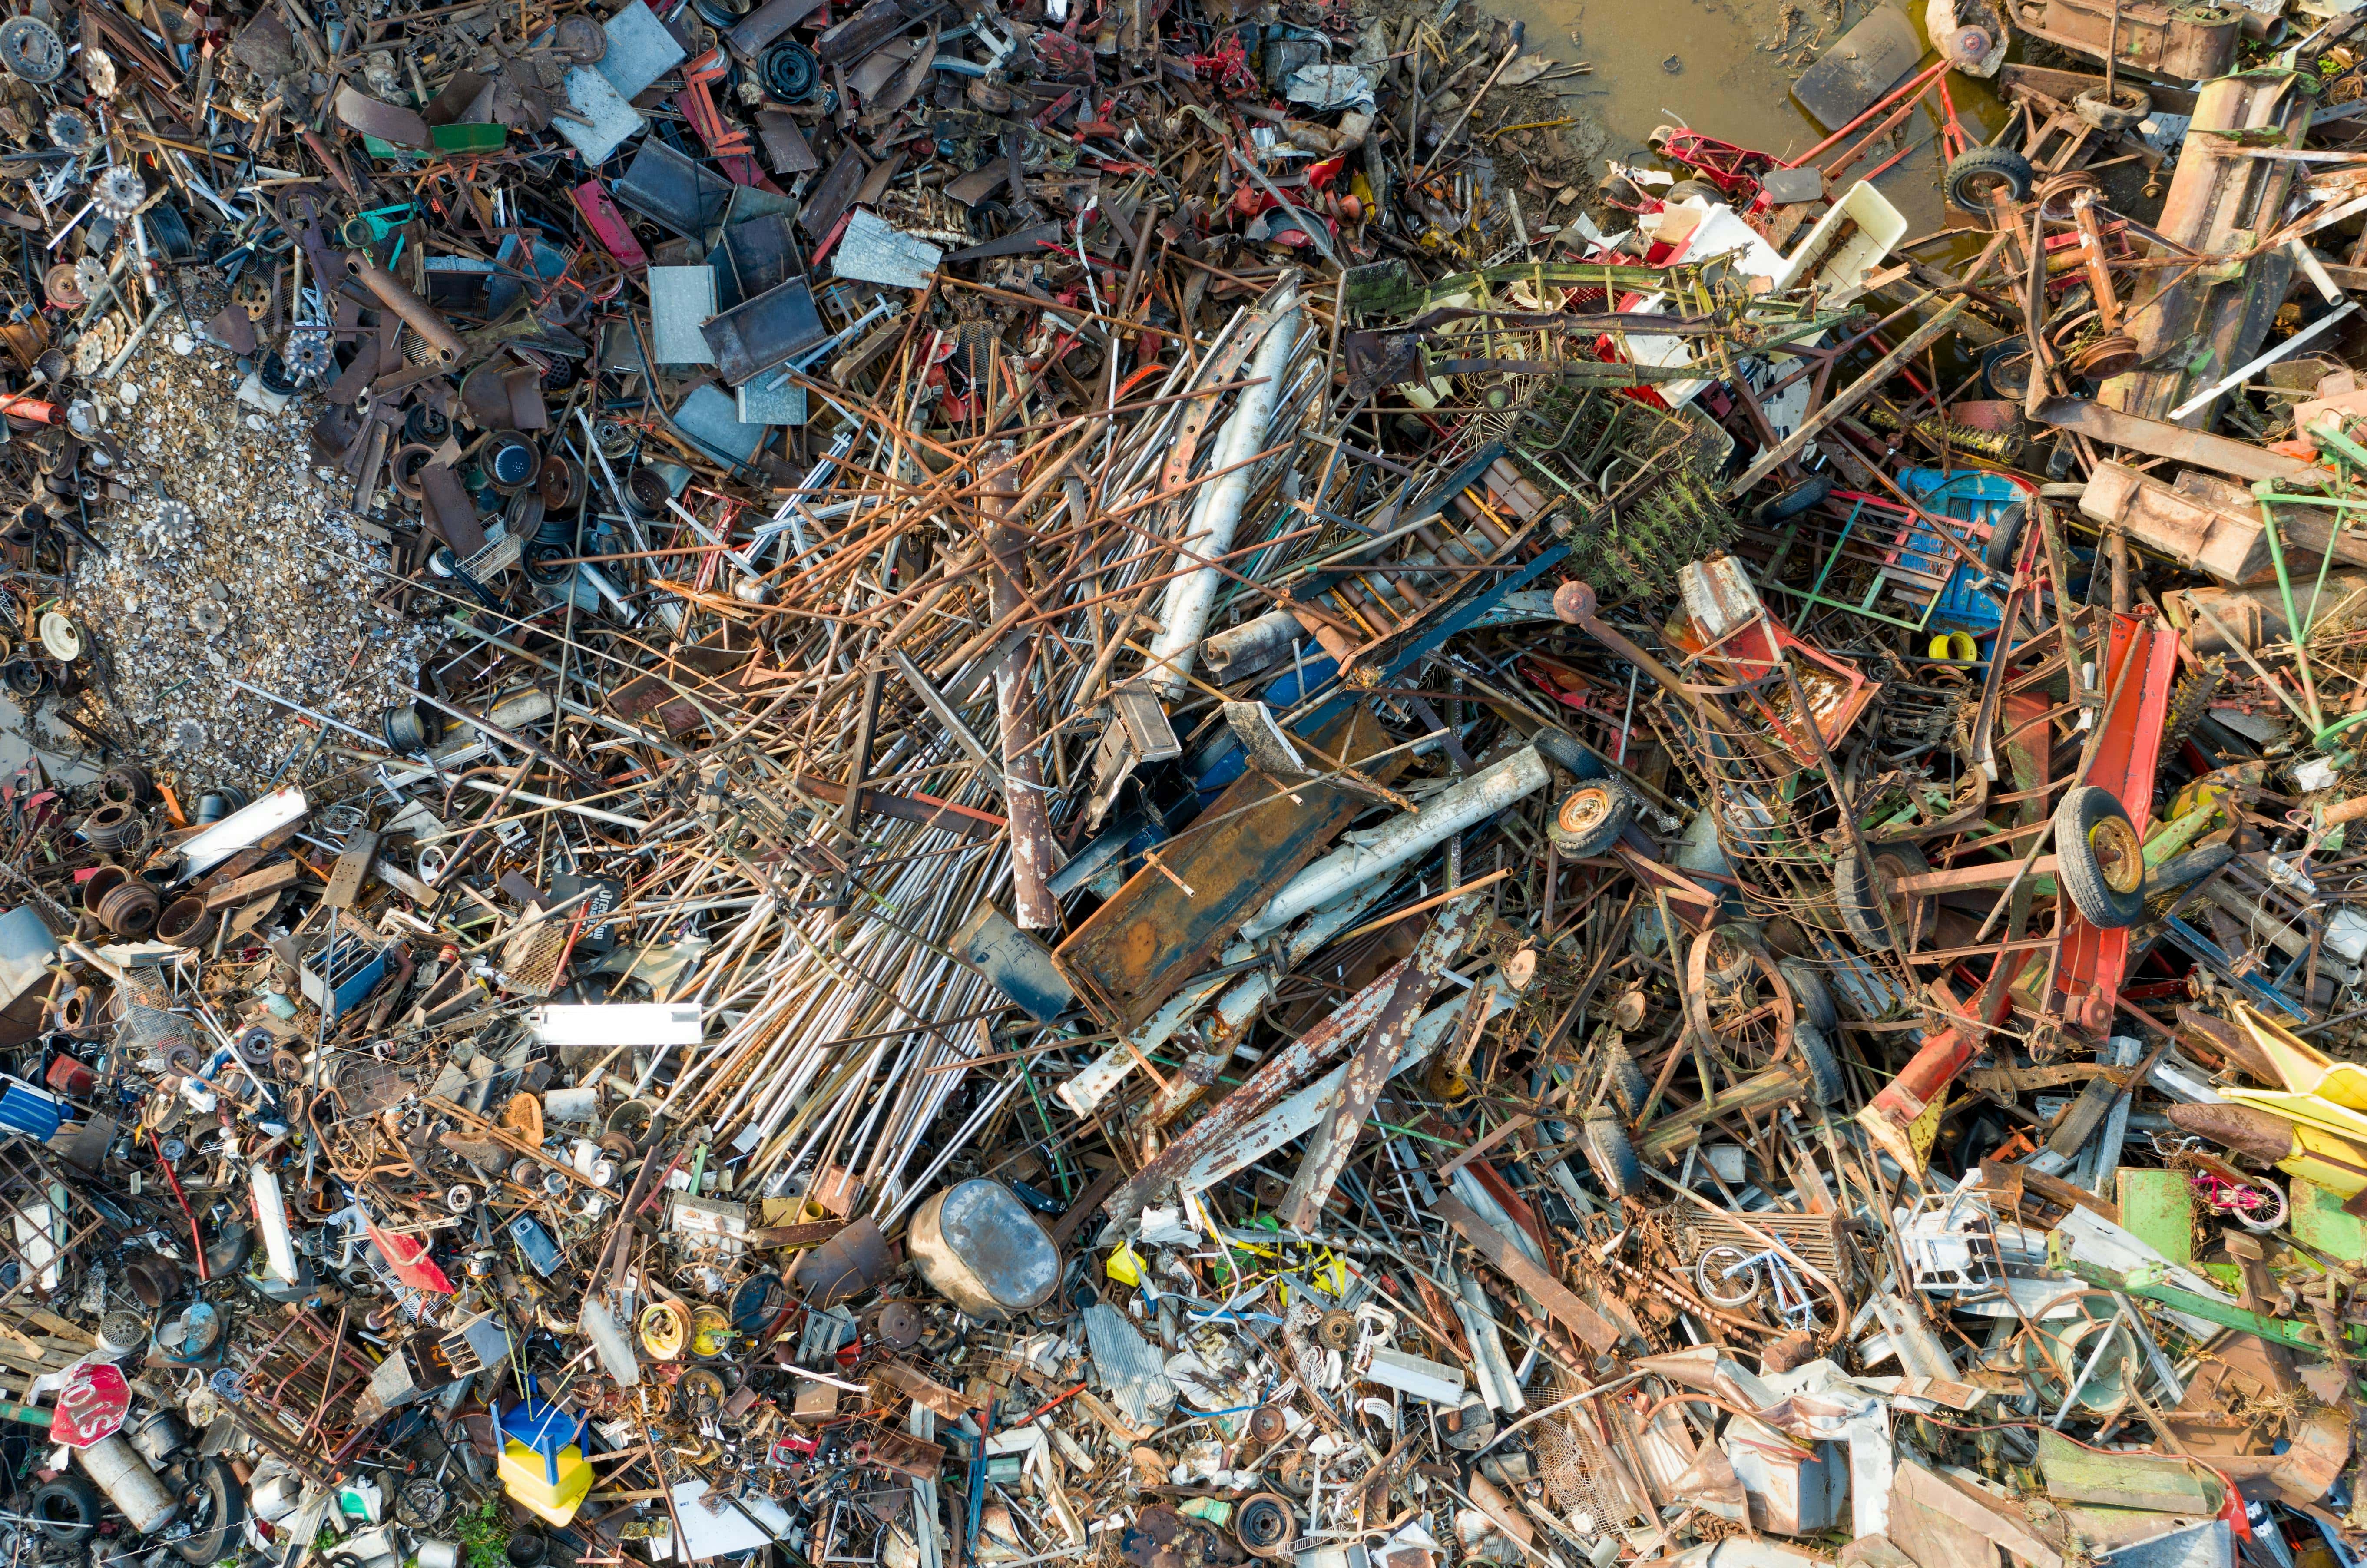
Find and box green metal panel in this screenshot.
[2114,1168,2195,1267]
[2292,1176,2367,1264]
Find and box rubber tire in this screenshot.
[1668,179,1727,206]
[1945,146,2036,214]
[1581,1111,1645,1199]
[1757,473,1832,524]
[2074,83,2152,132]
[2055,784,2148,929]
[1778,958,1840,1036]
[1532,726,1599,778]
[1834,842,1934,949]
[1605,1042,1650,1118]
[1548,780,1634,857]
[1983,343,2035,402]
[32,1475,101,1545]
[1796,1023,1846,1108]
[174,1456,243,1564]
[1984,498,2029,575]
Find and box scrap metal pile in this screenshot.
[14,1,2367,1568]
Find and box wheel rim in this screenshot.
[1958,171,2016,205]
[1872,852,1927,936]
[1558,787,1612,836]
[2088,815,2143,894]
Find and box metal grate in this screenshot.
[1533,1372,1650,1539]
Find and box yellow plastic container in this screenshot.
[499,1437,592,1525]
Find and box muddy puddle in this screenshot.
[1493,0,2015,236]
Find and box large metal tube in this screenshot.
[1240,746,1552,940]
[1145,289,1301,697]
[76,1434,179,1533]
[346,256,464,363]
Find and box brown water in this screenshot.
[1489,0,2015,236]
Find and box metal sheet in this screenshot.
[649,266,719,367]
[701,276,826,386]
[1056,705,1403,1031]
[595,0,688,97]
[556,65,644,164]
[673,384,769,468]
[834,209,941,289]
[615,136,736,239]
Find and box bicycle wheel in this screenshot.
[2233,1177,2289,1233]
[1695,1245,1761,1308]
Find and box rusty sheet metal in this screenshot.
[2035,398,2315,483]
[1275,894,1484,1229]
[1056,705,1404,1030]
[1101,905,1472,1221]
[2117,73,2302,423]
[1432,1191,1622,1353]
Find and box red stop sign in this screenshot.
[50,1362,129,1449]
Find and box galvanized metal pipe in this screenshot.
[1240,746,1551,940]
[1145,288,1303,697]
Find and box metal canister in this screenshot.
[907,1180,1061,1320]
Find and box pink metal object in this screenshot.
[570,181,647,270]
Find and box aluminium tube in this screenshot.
[1143,288,1302,697]
[1239,746,1552,941]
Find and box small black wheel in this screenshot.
[1757,473,1832,523]
[1532,726,1595,776]
[1777,959,1840,1035]
[2074,83,2152,131]
[32,1475,101,1545]
[1796,1023,1846,1108]
[2055,784,2147,928]
[1983,343,2035,402]
[1985,497,2029,575]
[1548,780,1634,857]
[1834,842,1935,950]
[1945,146,2036,214]
[1581,1111,1645,1198]
[1604,1038,1650,1118]
[1668,179,1727,206]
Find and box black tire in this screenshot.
[1668,179,1727,206]
[2056,784,2147,928]
[1757,473,1832,524]
[2147,841,2231,898]
[1777,959,1840,1035]
[1945,146,2036,214]
[1581,1111,1645,1198]
[1605,1038,1649,1118]
[1796,1023,1846,1108]
[32,1475,101,1545]
[1548,780,1634,857]
[1834,843,1935,949]
[1983,344,2035,402]
[1532,726,1595,777]
[173,1457,243,1564]
[1985,498,2029,575]
[2074,83,2152,131]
